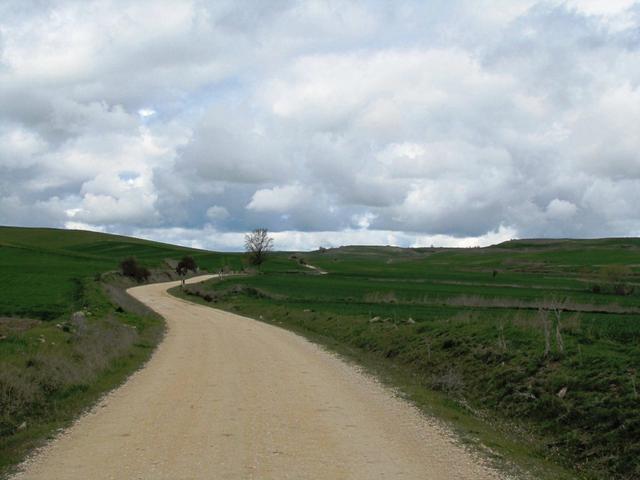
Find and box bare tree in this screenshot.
[244,228,274,267]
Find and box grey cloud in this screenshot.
[1,0,640,248]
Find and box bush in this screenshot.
[0,366,42,424]
[601,265,633,296]
[120,257,150,283]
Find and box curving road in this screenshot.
[14,276,504,479]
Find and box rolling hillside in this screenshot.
[0,226,248,320]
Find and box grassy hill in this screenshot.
[0,226,315,321]
[175,239,640,480]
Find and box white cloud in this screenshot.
[246,184,313,213]
[546,199,578,220]
[64,221,106,233]
[72,192,158,226]
[2,0,640,249]
[206,205,229,221]
[563,0,636,17]
[351,212,377,229]
[0,125,47,167]
[132,224,517,252]
[138,108,156,118]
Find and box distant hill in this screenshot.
[3,226,639,319]
[496,237,640,249]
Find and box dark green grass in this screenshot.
[191,272,638,315]
[176,240,640,480]
[0,226,304,321]
[0,245,110,319]
[307,240,640,277]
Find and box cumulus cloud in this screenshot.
[246,184,312,213]
[1,0,640,249]
[132,224,517,252]
[206,205,229,221]
[546,199,578,220]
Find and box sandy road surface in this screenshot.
[14,276,504,480]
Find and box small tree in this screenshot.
[120,257,138,278]
[176,256,198,288]
[244,228,274,267]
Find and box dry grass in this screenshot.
[0,318,41,336]
[101,283,161,319]
[440,294,634,314]
[0,366,42,426]
[0,314,140,437]
[363,291,399,304]
[431,368,465,394]
[71,316,138,374]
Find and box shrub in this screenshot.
[431,368,465,393]
[601,265,633,296]
[0,366,42,423]
[120,257,150,283]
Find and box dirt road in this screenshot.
[14,276,504,479]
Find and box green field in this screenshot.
[174,240,640,480]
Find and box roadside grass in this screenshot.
[172,240,640,480]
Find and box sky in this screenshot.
[1,0,639,251]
